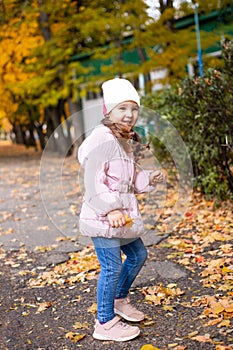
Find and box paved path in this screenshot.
[0,143,172,271]
[3,144,212,350]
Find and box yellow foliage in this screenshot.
[0,16,42,125]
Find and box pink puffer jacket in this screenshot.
[78,124,153,238]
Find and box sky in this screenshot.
[145,0,193,18]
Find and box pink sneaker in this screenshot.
[93,315,140,341]
[114,297,145,322]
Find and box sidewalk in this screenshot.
[0,143,232,350]
[0,142,168,261]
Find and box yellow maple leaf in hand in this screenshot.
[124,214,134,227]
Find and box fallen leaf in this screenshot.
[143,283,185,306]
[188,331,198,338]
[140,345,160,350]
[191,334,212,343]
[217,320,230,328]
[163,305,175,311]
[73,321,89,330]
[211,303,225,314]
[36,302,52,314]
[87,302,97,314]
[37,226,49,231]
[65,332,85,343]
[55,236,68,242]
[34,246,53,252]
[204,319,222,327]
[168,344,178,348]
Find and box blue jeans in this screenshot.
[91,237,147,323]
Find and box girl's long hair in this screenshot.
[101,117,140,141]
[101,117,149,156]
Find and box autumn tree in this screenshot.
[73,0,151,84]
[1,0,153,150]
[0,0,231,153]
[25,0,88,154]
[0,1,43,146]
[83,0,226,91]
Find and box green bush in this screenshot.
[143,40,233,200]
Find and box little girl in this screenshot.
[78,78,163,342]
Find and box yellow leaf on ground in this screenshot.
[140,344,160,350]
[168,344,178,348]
[217,320,230,328]
[224,305,233,313]
[211,304,225,314]
[73,321,89,329]
[65,332,74,340]
[65,332,85,343]
[34,245,53,252]
[163,305,174,311]
[87,302,97,314]
[188,331,198,338]
[222,266,232,274]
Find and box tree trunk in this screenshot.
[159,0,175,30]
[38,1,72,156]
[26,122,37,148]
[44,105,72,156]
[0,0,6,23]
[13,124,25,144]
[44,108,56,152]
[35,123,47,150]
[68,97,85,157]
[137,47,152,93]
[159,0,173,14]
[38,0,52,41]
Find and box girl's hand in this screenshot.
[149,170,164,186]
[107,210,126,228]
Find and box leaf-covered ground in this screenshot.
[0,142,233,350]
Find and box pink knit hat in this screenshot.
[102,78,140,115]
